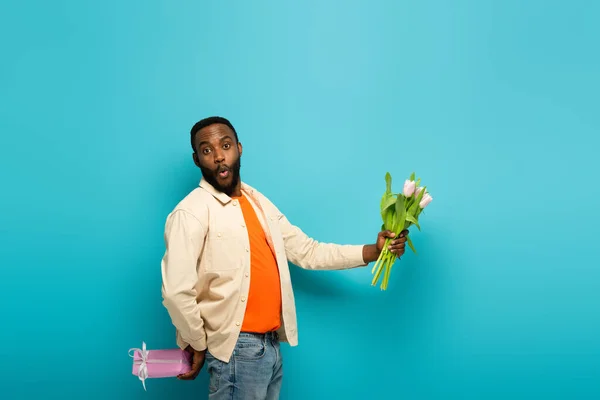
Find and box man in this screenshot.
[160,116,408,399]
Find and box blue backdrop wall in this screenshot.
[1,1,599,399]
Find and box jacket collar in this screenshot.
[199,176,257,204]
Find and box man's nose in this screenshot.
[214,150,225,163]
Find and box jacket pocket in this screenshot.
[205,228,245,271]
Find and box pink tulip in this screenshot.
[419,193,433,208]
[403,180,416,197]
[415,186,424,197]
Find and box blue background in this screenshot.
[1,0,599,398]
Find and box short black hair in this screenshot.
[190,116,239,152]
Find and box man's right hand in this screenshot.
[177,345,206,380]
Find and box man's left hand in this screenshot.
[177,346,206,380]
[376,229,409,258]
[364,229,409,263]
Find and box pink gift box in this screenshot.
[129,342,192,390]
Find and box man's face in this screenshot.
[193,123,242,196]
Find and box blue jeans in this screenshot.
[206,332,283,400]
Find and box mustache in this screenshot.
[215,165,230,173]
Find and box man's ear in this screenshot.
[237,141,243,156]
[192,152,200,168]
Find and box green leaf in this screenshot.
[410,172,415,181]
[394,194,407,234]
[405,213,420,230]
[409,185,426,215]
[380,172,394,214]
[385,172,392,194]
[381,194,396,212]
[381,194,397,226]
[385,207,395,230]
[416,207,423,218]
[380,190,391,211]
[407,236,417,254]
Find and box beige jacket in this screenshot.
[160,178,367,362]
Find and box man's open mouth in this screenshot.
[217,166,230,179]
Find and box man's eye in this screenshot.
[202,148,211,154]
[223,143,231,149]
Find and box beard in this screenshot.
[199,156,241,197]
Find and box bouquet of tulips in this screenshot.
[371,172,433,290]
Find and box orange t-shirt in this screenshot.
[234,194,282,333]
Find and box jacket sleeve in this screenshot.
[277,212,368,270]
[160,209,207,351]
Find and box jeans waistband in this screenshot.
[239,331,279,341]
